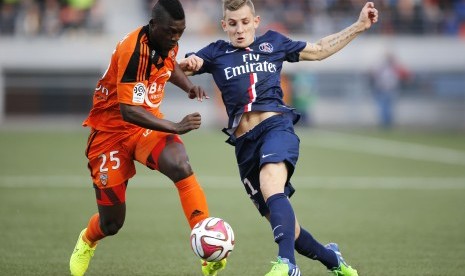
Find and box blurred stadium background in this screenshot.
[1,1,465,275]
[0,0,464,129]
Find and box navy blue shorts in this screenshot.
[232,113,300,216]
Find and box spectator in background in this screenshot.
[370,52,410,129]
[0,0,103,36]
[15,0,41,36]
[0,0,20,35]
[2,0,465,37]
[292,73,316,127]
[423,0,443,34]
[41,0,62,36]
[60,0,96,35]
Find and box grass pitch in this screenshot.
[1,127,464,275]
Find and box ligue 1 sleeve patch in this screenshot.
[132,83,146,104]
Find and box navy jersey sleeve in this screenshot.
[191,41,220,75]
[271,31,306,63]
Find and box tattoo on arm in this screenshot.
[326,24,359,49]
[305,23,363,60]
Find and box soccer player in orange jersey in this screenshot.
[69,1,226,275]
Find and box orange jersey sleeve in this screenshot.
[83,25,179,132]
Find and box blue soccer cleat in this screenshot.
[325,243,358,276]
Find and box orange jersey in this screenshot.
[83,25,178,132]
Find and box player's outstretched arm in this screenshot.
[299,2,378,61]
[120,103,201,134]
[178,55,204,76]
[170,62,209,101]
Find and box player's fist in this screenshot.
[188,85,209,101]
[179,55,204,72]
[175,112,202,134]
[358,2,378,30]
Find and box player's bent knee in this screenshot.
[160,158,194,182]
[175,160,193,175]
[100,220,124,236]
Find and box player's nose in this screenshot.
[172,35,181,42]
[236,23,244,33]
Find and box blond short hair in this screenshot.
[222,0,255,17]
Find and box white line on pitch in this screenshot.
[1,175,465,190]
[300,130,465,166]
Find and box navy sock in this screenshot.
[295,227,338,269]
[266,193,296,264]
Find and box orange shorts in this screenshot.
[85,127,183,189]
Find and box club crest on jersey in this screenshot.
[99,173,108,186]
[259,42,273,53]
[132,82,146,104]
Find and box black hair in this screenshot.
[151,0,185,21]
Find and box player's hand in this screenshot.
[175,112,202,134]
[188,85,209,101]
[179,55,204,72]
[358,2,378,30]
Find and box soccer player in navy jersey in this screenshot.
[180,0,378,275]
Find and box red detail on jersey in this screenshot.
[146,134,182,170]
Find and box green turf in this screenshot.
[1,128,464,275]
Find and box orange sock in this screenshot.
[83,213,106,247]
[175,174,209,229]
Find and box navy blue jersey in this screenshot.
[191,30,307,132]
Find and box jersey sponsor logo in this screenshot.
[145,71,171,108]
[132,83,146,104]
[95,84,109,101]
[259,42,273,53]
[224,53,277,80]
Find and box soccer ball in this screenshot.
[190,217,235,262]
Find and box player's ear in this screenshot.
[221,20,227,32]
[254,15,260,29]
[149,19,157,29]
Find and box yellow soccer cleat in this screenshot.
[70,228,96,276]
[201,259,227,276]
[264,257,301,276]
